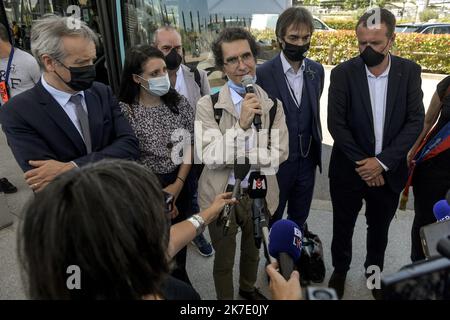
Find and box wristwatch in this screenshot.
[187,214,206,236]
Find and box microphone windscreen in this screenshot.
[269,219,302,262]
[433,199,450,222]
[241,74,254,87]
[234,157,251,181]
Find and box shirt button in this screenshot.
[167,142,173,149]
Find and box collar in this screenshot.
[41,74,85,107]
[176,65,184,78]
[229,87,244,106]
[280,52,305,75]
[365,54,391,79]
[216,83,271,119]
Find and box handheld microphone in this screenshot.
[268,219,303,280]
[222,157,250,235]
[437,235,450,259]
[433,199,450,222]
[248,172,268,249]
[241,75,261,131]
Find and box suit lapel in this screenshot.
[353,58,375,134]
[303,60,322,141]
[383,55,402,139]
[85,88,103,151]
[272,54,294,115]
[303,61,317,113]
[36,81,86,154]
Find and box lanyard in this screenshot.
[283,72,300,108]
[4,47,15,85]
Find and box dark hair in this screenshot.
[356,8,396,38]
[0,23,10,42]
[211,27,259,69]
[118,45,181,113]
[276,7,315,46]
[18,160,170,299]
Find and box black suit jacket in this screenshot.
[0,81,139,172]
[327,55,424,193]
[256,55,324,170]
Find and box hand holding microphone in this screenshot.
[240,75,262,131]
[266,219,303,300]
[266,262,302,300]
[221,158,251,235]
[268,219,303,281]
[204,192,236,224]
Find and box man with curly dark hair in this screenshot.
[196,27,289,300]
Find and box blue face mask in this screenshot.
[227,75,257,95]
[138,73,170,97]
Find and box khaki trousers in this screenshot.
[208,194,260,300]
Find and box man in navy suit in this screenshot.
[327,8,424,299]
[256,7,324,230]
[0,15,139,192]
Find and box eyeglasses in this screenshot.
[223,52,254,68]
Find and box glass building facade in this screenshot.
[1,0,257,92]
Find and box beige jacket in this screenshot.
[195,82,289,215]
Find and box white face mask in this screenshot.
[138,73,170,96]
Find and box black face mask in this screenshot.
[165,48,183,70]
[360,41,390,67]
[55,61,96,91]
[282,41,310,62]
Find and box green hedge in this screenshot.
[322,19,355,30]
[252,29,450,74]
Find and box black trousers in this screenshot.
[411,170,450,262]
[271,154,316,231]
[157,169,193,286]
[330,179,399,273]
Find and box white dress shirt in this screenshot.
[280,52,305,108]
[175,66,188,100]
[365,55,391,171]
[41,75,88,142]
[227,87,255,188]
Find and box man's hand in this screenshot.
[365,174,385,188]
[239,93,262,130]
[355,157,384,181]
[266,262,302,300]
[25,160,75,192]
[407,147,417,169]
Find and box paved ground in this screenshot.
[0,69,445,300]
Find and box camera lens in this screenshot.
[312,289,333,300]
[306,287,338,300]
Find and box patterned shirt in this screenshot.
[120,96,194,174]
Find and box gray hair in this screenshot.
[31,15,98,70]
[152,25,180,45]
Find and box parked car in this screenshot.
[313,17,335,31]
[251,14,335,31]
[395,23,450,34]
